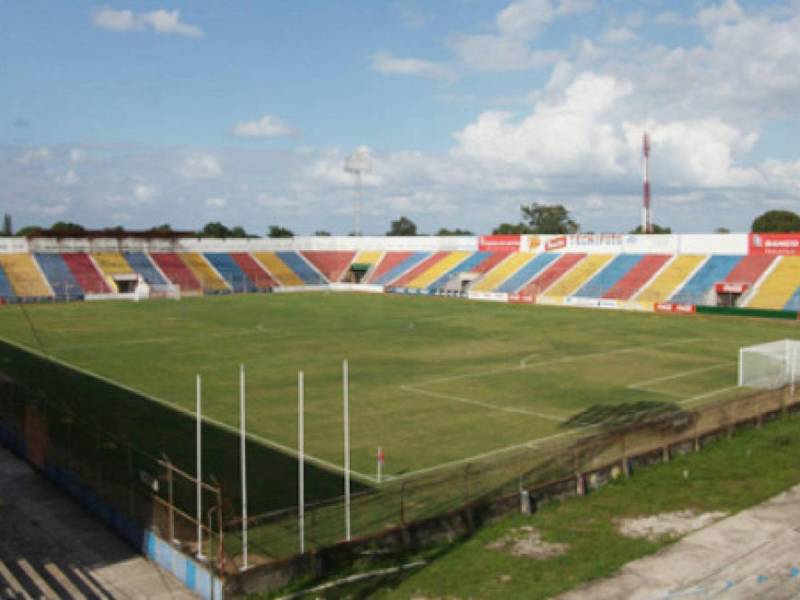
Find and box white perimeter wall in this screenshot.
[3,233,750,255]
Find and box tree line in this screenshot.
[4,207,799,239]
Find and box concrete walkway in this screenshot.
[0,445,196,599]
[558,484,800,599]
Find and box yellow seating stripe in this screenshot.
[542,254,614,299]
[748,257,800,309]
[0,253,51,297]
[471,253,535,293]
[179,253,229,291]
[635,255,706,303]
[251,252,304,286]
[407,252,471,289]
[91,252,134,276]
[354,250,383,265]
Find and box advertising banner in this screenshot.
[715,282,749,294]
[749,233,800,256]
[654,302,696,314]
[508,293,534,304]
[478,235,521,252]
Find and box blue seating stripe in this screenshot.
[427,252,491,290]
[374,253,431,285]
[123,252,167,286]
[498,253,559,293]
[784,286,800,311]
[34,253,82,299]
[574,254,644,298]
[670,255,742,304]
[0,264,15,299]
[204,253,256,292]
[275,251,327,285]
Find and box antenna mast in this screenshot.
[344,147,372,236]
[642,132,652,234]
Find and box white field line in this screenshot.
[679,385,741,406]
[407,337,705,389]
[627,363,734,390]
[0,334,378,485]
[399,384,566,422]
[384,427,588,482]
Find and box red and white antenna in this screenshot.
[642,132,652,234]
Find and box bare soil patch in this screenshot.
[616,510,728,542]
[487,525,569,560]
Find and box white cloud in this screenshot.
[371,52,455,82]
[232,115,295,138]
[179,154,221,179]
[56,170,80,186]
[600,27,637,45]
[134,184,157,203]
[91,7,203,37]
[69,148,86,164]
[447,0,591,70]
[205,197,227,208]
[18,147,51,165]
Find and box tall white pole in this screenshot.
[298,371,305,554]
[738,348,744,387]
[240,364,248,570]
[196,374,204,559]
[343,360,351,541]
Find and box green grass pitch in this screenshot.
[0,292,795,491]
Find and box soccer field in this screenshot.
[0,292,795,489]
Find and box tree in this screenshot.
[520,203,579,234]
[436,227,473,236]
[629,224,672,234]
[714,227,731,234]
[2,214,11,236]
[103,225,125,233]
[492,222,533,234]
[268,225,294,238]
[15,225,43,237]
[228,226,252,238]
[147,224,174,234]
[752,210,800,233]
[314,230,331,236]
[386,216,417,236]
[49,221,85,235]
[199,221,230,238]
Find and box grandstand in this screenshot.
[0,232,799,313]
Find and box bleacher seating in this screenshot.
[724,255,775,286]
[574,254,644,298]
[369,252,431,285]
[0,265,16,300]
[526,254,584,295]
[180,253,230,292]
[542,254,613,301]
[497,253,558,293]
[205,253,257,292]
[92,252,135,292]
[670,255,742,305]
[150,253,203,292]
[748,257,800,310]
[274,252,326,284]
[603,255,670,300]
[389,252,449,287]
[62,253,111,294]
[35,253,83,299]
[300,251,356,282]
[229,253,275,289]
[406,252,472,289]
[123,252,168,286]
[252,252,305,286]
[471,252,535,293]
[428,251,491,291]
[0,253,52,298]
[634,255,706,305]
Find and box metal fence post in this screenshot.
[400,481,407,524]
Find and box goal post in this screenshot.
[739,340,800,391]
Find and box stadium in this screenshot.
[1,230,799,597]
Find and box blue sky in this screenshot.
[2,0,800,234]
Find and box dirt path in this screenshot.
[0,445,196,599]
[557,484,800,599]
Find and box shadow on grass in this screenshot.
[563,400,692,431]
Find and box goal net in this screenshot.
[739,340,800,391]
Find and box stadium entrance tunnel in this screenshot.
[0,338,367,552]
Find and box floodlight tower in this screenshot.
[344,147,372,236]
[642,132,652,234]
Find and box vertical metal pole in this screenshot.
[791,346,797,397]
[298,370,305,554]
[196,374,204,559]
[738,348,744,386]
[343,360,351,541]
[240,364,248,570]
[167,459,175,542]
